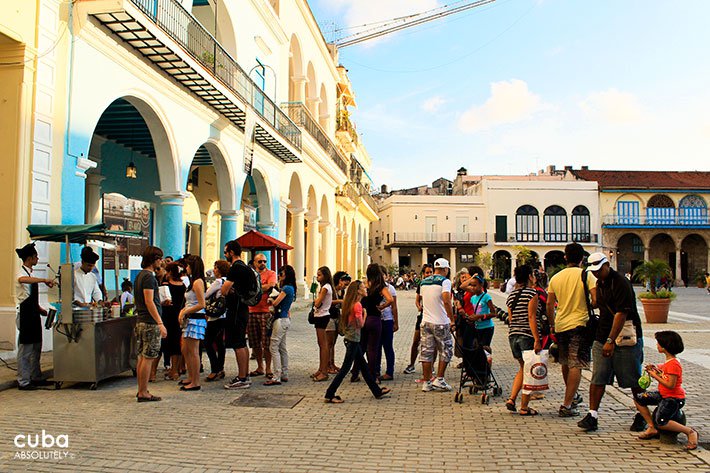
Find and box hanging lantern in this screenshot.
[186,179,194,192]
[126,162,137,179]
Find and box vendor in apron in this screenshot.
[15,243,54,390]
[73,248,103,306]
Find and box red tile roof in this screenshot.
[236,230,293,250]
[571,170,710,190]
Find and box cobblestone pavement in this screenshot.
[0,291,708,472]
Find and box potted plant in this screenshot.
[694,270,707,288]
[492,278,503,289]
[633,259,677,323]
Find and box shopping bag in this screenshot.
[522,349,549,395]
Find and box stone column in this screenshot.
[449,247,457,275]
[291,75,307,102]
[335,229,343,271]
[421,247,428,266]
[319,220,331,269]
[215,209,240,252]
[257,220,279,268]
[608,248,617,271]
[306,213,320,289]
[84,173,105,224]
[350,235,358,277]
[675,247,684,286]
[155,191,188,260]
[306,97,321,120]
[643,246,650,262]
[289,207,306,294]
[510,251,517,277]
[391,247,400,268]
[342,232,349,273]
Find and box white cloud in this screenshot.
[579,88,645,124]
[458,79,547,133]
[421,95,446,113]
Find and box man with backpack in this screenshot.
[221,240,261,390]
[547,243,597,417]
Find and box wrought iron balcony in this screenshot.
[494,233,599,244]
[88,0,301,162]
[336,109,358,147]
[392,232,487,245]
[281,102,348,176]
[603,213,710,227]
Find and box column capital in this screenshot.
[280,197,291,207]
[288,206,306,216]
[291,75,308,84]
[85,173,105,186]
[305,212,320,223]
[306,97,321,106]
[215,209,242,221]
[318,220,331,229]
[75,155,97,179]
[155,191,189,205]
[257,221,278,232]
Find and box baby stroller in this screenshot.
[452,332,502,404]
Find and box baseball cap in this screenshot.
[587,252,609,271]
[433,258,450,269]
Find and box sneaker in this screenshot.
[403,365,416,374]
[572,392,583,408]
[18,384,37,391]
[559,405,580,417]
[577,413,598,431]
[432,377,453,392]
[421,380,434,392]
[630,413,647,432]
[224,377,251,390]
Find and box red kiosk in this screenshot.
[236,230,293,270]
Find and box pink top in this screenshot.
[350,302,364,329]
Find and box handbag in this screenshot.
[307,301,316,325]
[581,270,598,345]
[615,320,637,347]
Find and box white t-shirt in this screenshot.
[120,291,134,309]
[504,276,517,294]
[381,283,397,321]
[73,267,102,304]
[315,283,333,317]
[16,265,33,305]
[420,275,452,325]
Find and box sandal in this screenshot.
[327,368,340,375]
[380,374,394,381]
[376,387,391,399]
[249,370,265,377]
[281,377,289,383]
[505,399,517,412]
[686,428,699,451]
[265,373,274,379]
[263,379,282,386]
[137,394,162,402]
[638,430,660,440]
[519,407,539,416]
[313,373,329,382]
[310,371,322,379]
[164,372,179,381]
[325,396,344,404]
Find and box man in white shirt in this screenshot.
[419,258,455,392]
[74,248,103,306]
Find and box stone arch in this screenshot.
[544,250,565,272]
[318,83,329,131]
[306,62,318,116]
[648,194,675,209]
[191,0,238,59]
[197,140,237,211]
[681,233,708,284]
[492,250,511,280]
[288,35,304,102]
[287,172,304,210]
[515,205,539,242]
[543,205,567,242]
[616,232,644,275]
[679,194,708,224]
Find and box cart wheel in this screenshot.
[89,383,98,391]
[54,381,62,390]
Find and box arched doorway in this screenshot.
[85,96,177,292]
[288,35,304,102]
[649,233,675,277]
[681,234,708,285]
[493,250,512,280]
[544,250,565,273]
[617,233,644,275]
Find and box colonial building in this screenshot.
[0,0,378,351]
[569,169,710,285]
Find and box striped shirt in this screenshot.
[506,287,539,338]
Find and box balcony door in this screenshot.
[425,216,437,242]
[618,201,640,224]
[455,216,468,242]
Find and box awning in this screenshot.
[27,223,144,244]
[236,230,293,251]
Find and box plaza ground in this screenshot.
[0,288,708,472]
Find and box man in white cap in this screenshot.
[578,252,647,433]
[419,258,455,392]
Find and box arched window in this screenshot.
[646,194,675,225]
[543,205,567,242]
[571,205,591,242]
[515,205,539,242]
[679,194,708,225]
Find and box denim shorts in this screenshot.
[590,339,643,388]
[508,334,534,360]
[635,391,685,426]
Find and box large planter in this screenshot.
[639,297,671,323]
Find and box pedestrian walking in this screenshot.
[324,280,391,403]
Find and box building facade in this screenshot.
[1,0,377,351]
[570,170,710,285]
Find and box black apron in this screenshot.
[18,267,42,345]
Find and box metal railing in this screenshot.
[131,0,301,151]
[495,233,599,243]
[603,214,710,226]
[282,102,348,175]
[393,232,487,244]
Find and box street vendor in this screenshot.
[15,243,54,390]
[74,246,107,299]
[73,247,104,306]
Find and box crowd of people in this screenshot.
[13,239,698,450]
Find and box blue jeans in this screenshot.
[326,340,383,399]
[378,319,395,377]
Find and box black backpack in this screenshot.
[205,278,228,317]
[236,262,263,307]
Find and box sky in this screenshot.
[308,0,710,191]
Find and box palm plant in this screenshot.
[633,259,672,296]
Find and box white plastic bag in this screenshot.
[522,349,549,395]
[158,285,172,304]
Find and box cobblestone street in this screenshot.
[0,290,708,472]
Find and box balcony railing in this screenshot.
[354,181,378,210]
[336,110,358,146]
[282,102,348,175]
[129,0,300,152]
[392,232,487,244]
[494,233,599,244]
[603,214,710,226]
